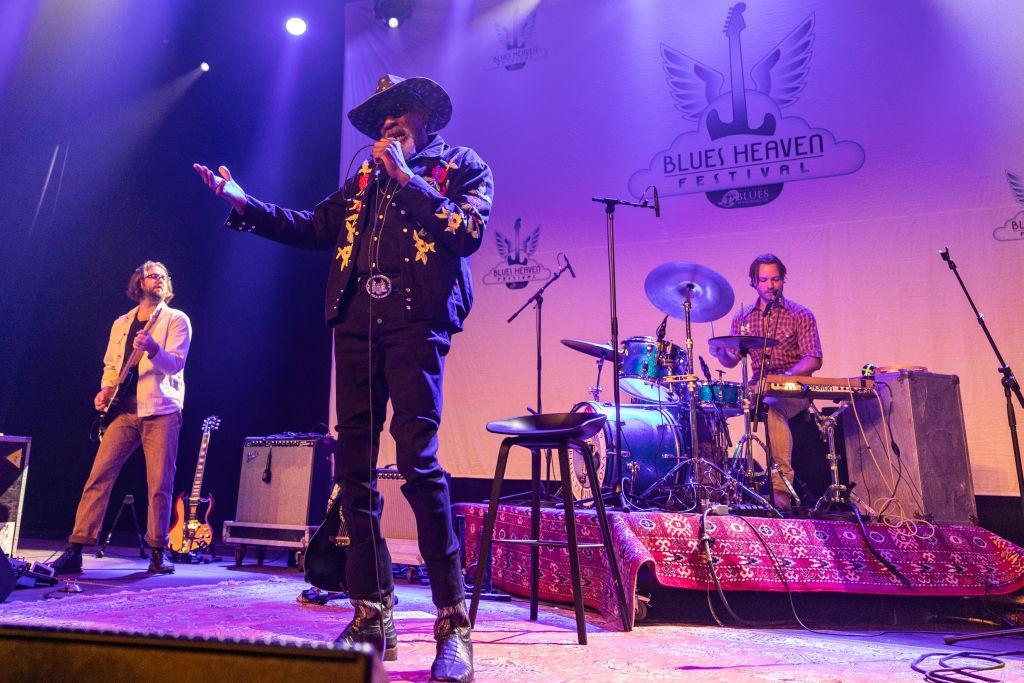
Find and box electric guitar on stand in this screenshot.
[167,415,220,560]
[91,307,163,441]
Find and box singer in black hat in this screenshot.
[194,74,492,682]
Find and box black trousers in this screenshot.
[333,281,464,608]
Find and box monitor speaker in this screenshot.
[0,625,384,682]
[1,436,31,557]
[0,549,15,603]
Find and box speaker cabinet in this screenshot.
[377,469,422,566]
[842,371,976,524]
[224,437,335,549]
[0,549,15,603]
[0,625,384,682]
[0,436,31,557]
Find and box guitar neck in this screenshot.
[114,308,162,385]
[727,32,749,128]
[189,431,211,502]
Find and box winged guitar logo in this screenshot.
[629,3,864,209]
[993,170,1024,241]
[484,218,550,289]
[487,9,546,71]
[495,218,540,266]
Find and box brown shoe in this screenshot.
[148,548,175,574]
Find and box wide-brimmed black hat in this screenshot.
[347,74,452,139]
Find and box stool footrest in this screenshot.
[493,539,604,549]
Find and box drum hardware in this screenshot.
[560,339,615,403]
[709,335,781,511]
[502,255,576,507]
[642,262,736,513]
[808,402,853,516]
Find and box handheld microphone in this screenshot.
[763,291,779,318]
[656,314,668,342]
[652,185,661,218]
[560,253,576,278]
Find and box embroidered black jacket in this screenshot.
[225,134,493,332]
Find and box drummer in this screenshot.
[711,253,822,511]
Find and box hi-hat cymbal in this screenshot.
[644,262,734,323]
[709,335,779,355]
[561,338,614,360]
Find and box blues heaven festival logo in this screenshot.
[485,9,546,71]
[629,4,865,209]
[483,218,551,289]
[993,170,1024,241]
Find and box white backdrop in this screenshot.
[334,0,1024,494]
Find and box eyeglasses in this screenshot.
[145,273,170,282]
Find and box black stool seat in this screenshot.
[470,411,632,643]
[485,412,606,442]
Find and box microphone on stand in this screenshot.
[698,355,713,383]
[559,253,577,278]
[762,291,780,318]
[652,185,661,218]
[656,314,668,342]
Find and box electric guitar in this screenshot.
[167,415,220,555]
[303,482,349,592]
[706,3,784,205]
[92,306,164,440]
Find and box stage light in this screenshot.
[200,62,210,72]
[374,0,411,29]
[285,17,307,36]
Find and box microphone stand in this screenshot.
[591,193,658,510]
[938,246,1024,645]
[505,258,575,504]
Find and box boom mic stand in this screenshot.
[504,255,576,504]
[939,245,1024,644]
[591,189,660,509]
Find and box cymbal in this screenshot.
[644,262,734,323]
[561,338,614,360]
[709,335,779,355]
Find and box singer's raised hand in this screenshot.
[372,137,413,185]
[193,163,247,214]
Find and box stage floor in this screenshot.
[3,540,1024,681]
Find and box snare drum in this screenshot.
[568,401,686,500]
[618,336,686,404]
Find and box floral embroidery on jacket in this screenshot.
[336,244,352,270]
[413,230,436,264]
[345,198,362,243]
[356,161,372,193]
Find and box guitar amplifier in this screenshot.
[224,435,335,548]
[0,436,31,557]
[377,468,422,567]
[841,371,976,524]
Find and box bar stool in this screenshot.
[468,412,631,643]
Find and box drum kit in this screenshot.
[561,262,781,513]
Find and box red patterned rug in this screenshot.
[456,503,1024,630]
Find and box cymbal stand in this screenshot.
[588,355,606,402]
[591,194,657,510]
[808,402,854,516]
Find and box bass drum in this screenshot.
[568,401,686,501]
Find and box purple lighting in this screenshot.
[285,17,307,36]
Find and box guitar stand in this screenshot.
[96,493,148,559]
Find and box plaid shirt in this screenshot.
[730,297,822,380]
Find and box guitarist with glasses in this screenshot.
[51,260,192,575]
